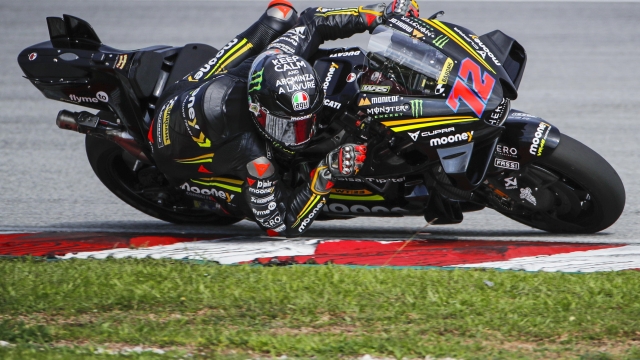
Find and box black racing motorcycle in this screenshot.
[17,13,625,233]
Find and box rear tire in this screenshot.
[85,135,243,226]
[496,134,625,233]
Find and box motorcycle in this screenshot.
[17,12,625,233]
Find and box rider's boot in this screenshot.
[209,0,299,74]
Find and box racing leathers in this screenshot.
[150,3,405,237]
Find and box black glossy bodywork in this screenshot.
[18,15,218,154]
[19,14,563,222]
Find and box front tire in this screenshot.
[85,135,243,226]
[494,134,625,233]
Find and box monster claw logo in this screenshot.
[410,99,423,118]
[248,69,264,93]
[433,35,450,49]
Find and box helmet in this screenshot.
[247,50,323,152]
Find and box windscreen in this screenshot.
[367,26,452,94]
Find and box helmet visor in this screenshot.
[264,111,316,147]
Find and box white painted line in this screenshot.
[453,245,640,272]
[58,238,318,265]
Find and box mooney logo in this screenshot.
[433,35,450,49]
[410,100,423,117]
[529,122,551,156]
[430,131,474,146]
[323,62,339,91]
[180,183,235,202]
[298,201,324,232]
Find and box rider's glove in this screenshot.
[359,4,387,33]
[309,144,367,195]
[360,1,420,33]
[327,144,367,177]
[387,0,419,18]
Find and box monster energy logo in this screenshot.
[433,35,450,49]
[410,100,423,118]
[248,69,264,93]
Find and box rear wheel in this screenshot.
[489,134,625,233]
[85,135,243,225]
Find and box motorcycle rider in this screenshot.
[149,0,419,237]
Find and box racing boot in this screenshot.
[202,0,299,75]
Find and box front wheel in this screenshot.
[85,135,243,226]
[488,134,625,233]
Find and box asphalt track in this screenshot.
[1,0,639,246]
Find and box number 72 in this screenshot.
[446,58,496,118]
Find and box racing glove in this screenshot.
[310,144,367,195]
[360,0,420,33]
[389,0,419,18]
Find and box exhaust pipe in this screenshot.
[56,110,149,163]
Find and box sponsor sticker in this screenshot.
[180,183,235,202]
[157,96,176,148]
[292,91,309,111]
[487,98,510,126]
[410,100,423,118]
[407,127,456,142]
[361,85,391,93]
[429,131,474,146]
[470,35,502,66]
[504,177,518,190]
[496,144,518,158]
[433,35,449,49]
[68,92,109,103]
[114,54,128,69]
[438,58,454,85]
[346,73,356,83]
[322,63,339,91]
[520,187,537,206]
[323,203,408,214]
[324,99,341,109]
[192,38,239,81]
[249,187,274,194]
[366,105,408,115]
[494,158,519,170]
[28,52,37,61]
[530,122,552,156]
[298,201,325,232]
[329,50,361,58]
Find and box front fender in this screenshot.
[491,109,561,171]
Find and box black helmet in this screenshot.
[247,50,323,152]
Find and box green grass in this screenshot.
[1,257,640,359]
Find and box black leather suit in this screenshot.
[150,5,381,236]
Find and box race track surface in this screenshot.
[1,0,639,247]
